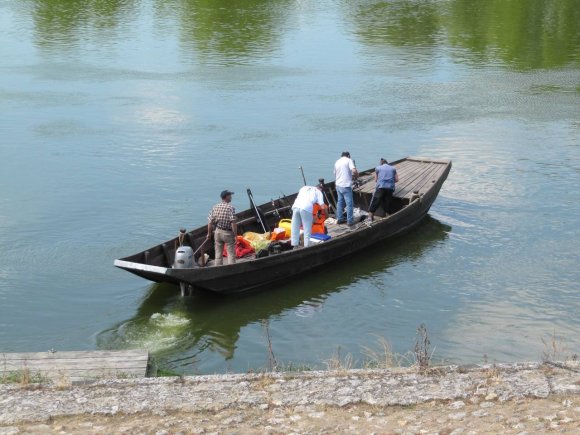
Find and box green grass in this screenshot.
[1,369,48,385]
[156,367,181,377]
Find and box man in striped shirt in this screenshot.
[207,190,237,265]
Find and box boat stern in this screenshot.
[113,259,174,284]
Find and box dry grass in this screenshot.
[54,371,72,390]
[256,324,437,376]
[361,336,413,369]
[252,374,277,390]
[481,363,502,388]
[20,367,30,387]
[324,346,355,373]
[541,329,572,363]
[360,325,436,373]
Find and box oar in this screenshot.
[247,188,268,233]
[368,189,377,219]
[193,238,210,256]
[298,166,307,186]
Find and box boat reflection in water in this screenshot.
[98,216,451,374]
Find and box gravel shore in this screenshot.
[1,362,578,434]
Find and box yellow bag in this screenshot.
[278,219,292,238]
[243,231,271,242]
[243,232,272,251]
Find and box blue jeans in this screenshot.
[291,207,314,247]
[336,186,354,224]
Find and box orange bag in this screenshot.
[223,236,255,258]
[271,228,288,241]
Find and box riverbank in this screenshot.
[1,362,578,433]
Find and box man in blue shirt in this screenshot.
[369,158,399,221]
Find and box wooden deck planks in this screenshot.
[397,163,446,198]
[2,360,148,369]
[400,162,447,196]
[355,176,375,194]
[396,160,424,176]
[396,166,438,198]
[353,158,450,200]
[397,162,432,182]
[411,164,448,195]
[2,350,149,360]
[1,349,150,382]
[355,159,440,198]
[394,163,436,198]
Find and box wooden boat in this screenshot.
[114,157,451,294]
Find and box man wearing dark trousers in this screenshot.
[369,158,399,221]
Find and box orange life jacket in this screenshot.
[312,204,327,234]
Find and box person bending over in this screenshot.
[291,185,326,249]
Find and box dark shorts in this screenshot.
[369,188,393,214]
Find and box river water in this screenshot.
[0,0,578,374]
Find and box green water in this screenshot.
[0,0,578,374]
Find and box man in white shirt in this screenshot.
[291,185,326,248]
[334,151,358,226]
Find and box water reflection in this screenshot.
[31,0,136,50]
[345,0,442,48]
[345,0,580,70]
[27,0,580,69]
[446,0,580,69]
[157,0,291,65]
[97,216,451,373]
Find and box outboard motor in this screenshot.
[174,246,193,269]
[173,229,193,296]
[174,228,194,269]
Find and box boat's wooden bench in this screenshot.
[0,349,151,383]
[356,158,450,200]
